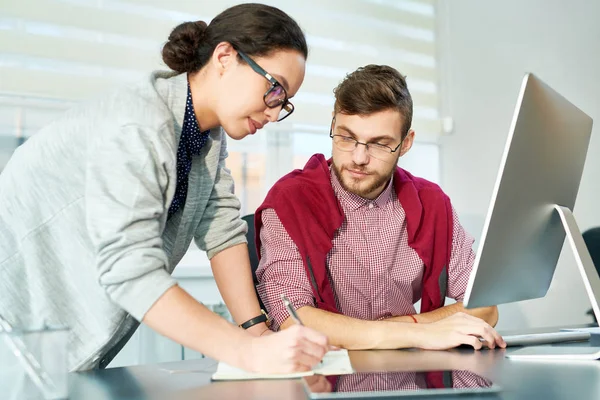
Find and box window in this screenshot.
[0,0,440,267]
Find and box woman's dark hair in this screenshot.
[162,3,307,73]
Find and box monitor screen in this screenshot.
[462,73,594,310]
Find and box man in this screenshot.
[255,65,505,350]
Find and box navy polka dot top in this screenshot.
[167,83,210,220]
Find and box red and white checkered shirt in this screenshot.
[256,168,475,330]
[335,370,491,392]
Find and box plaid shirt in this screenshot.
[256,168,475,330]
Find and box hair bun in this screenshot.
[162,21,208,73]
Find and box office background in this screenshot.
[436,0,600,330]
[0,0,598,365]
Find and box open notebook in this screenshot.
[211,349,353,381]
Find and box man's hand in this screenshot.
[242,325,329,373]
[414,313,506,350]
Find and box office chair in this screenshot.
[583,227,600,322]
[241,213,266,311]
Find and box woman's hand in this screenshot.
[260,328,274,336]
[241,325,328,373]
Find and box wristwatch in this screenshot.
[240,309,271,329]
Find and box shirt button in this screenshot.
[369,203,374,209]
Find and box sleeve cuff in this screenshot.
[207,236,247,260]
[268,296,315,331]
[108,268,178,321]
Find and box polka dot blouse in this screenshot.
[167,83,210,219]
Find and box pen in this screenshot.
[281,294,304,326]
[281,295,329,365]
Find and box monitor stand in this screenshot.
[507,205,600,360]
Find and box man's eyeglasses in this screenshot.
[237,50,294,122]
[329,117,403,162]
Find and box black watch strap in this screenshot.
[240,311,269,329]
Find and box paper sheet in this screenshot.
[211,349,353,381]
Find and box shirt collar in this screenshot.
[152,70,215,152]
[330,166,394,211]
[153,71,187,144]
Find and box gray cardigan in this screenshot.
[0,71,247,371]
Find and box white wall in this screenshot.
[436,0,600,330]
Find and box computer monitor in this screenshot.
[463,73,598,322]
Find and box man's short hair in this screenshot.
[333,65,413,138]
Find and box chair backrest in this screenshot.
[583,227,600,275]
[242,214,259,283]
[242,214,265,310]
[582,227,600,322]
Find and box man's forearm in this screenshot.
[210,243,268,335]
[465,304,498,326]
[280,306,421,350]
[385,303,499,326]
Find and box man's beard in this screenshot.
[332,159,396,198]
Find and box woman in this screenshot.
[0,4,327,373]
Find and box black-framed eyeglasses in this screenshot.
[237,50,294,122]
[329,117,403,162]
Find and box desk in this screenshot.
[71,330,600,400]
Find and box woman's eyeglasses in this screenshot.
[237,50,294,122]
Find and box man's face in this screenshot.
[331,109,414,199]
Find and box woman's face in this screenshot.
[214,47,306,140]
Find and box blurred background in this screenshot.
[1,0,599,366]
